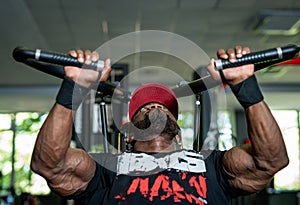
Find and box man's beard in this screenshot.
[132,108,180,141]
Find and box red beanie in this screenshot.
[129,83,178,120]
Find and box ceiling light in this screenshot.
[254,9,300,35]
[101,20,108,34]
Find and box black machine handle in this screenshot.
[214,44,299,70]
[12,47,130,102]
[13,47,104,70]
[173,44,300,97]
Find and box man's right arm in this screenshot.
[30,50,111,196]
[30,103,96,196]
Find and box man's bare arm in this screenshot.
[222,101,289,193]
[31,104,96,196]
[30,50,111,196]
[207,45,289,193]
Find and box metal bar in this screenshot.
[99,102,109,153]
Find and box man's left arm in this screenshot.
[207,46,289,193]
[222,101,289,193]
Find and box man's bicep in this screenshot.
[222,145,272,193]
[47,148,96,196]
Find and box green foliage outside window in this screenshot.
[0,112,50,197]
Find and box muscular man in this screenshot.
[30,46,288,205]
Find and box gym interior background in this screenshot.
[1,0,300,204]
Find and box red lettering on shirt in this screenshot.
[172,179,185,202]
[114,173,208,204]
[127,177,149,197]
[189,175,207,199]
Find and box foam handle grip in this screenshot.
[13,47,104,70]
[214,44,300,70]
[37,50,104,70]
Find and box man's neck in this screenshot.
[133,135,177,153]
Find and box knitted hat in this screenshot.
[129,83,178,120]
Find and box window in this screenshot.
[178,112,194,149]
[218,111,235,151]
[272,110,300,190]
[0,113,50,196]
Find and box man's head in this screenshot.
[125,83,181,152]
[129,83,178,121]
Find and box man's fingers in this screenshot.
[242,47,250,55]
[99,59,111,82]
[65,49,111,86]
[217,48,228,59]
[235,45,243,58]
[209,46,255,85]
[91,51,99,62]
[227,48,236,63]
[68,50,77,58]
[207,59,221,82]
[84,50,92,65]
[218,46,249,62]
[76,50,84,63]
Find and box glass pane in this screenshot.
[218,111,235,151]
[272,110,300,190]
[0,112,50,197]
[0,130,14,194]
[178,112,194,150]
[14,112,50,195]
[0,114,11,130]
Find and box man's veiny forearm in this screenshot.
[31,103,74,175]
[223,101,289,193]
[246,101,289,172]
[30,103,96,196]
